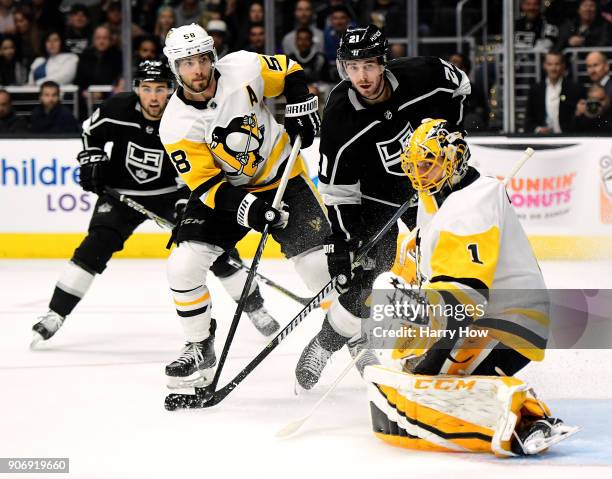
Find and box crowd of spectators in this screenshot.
[0,0,611,133]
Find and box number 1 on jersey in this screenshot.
[467,243,483,264]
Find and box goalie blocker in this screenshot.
[364,365,579,456]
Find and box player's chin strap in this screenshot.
[102,186,312,306]
[165,192,415,410]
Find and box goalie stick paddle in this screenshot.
[103,186,311,305]
[164,195,414,410]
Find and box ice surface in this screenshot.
[1,259,611,478]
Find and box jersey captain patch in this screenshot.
[210,114,266,177]
[375,122,414,177]
[125,141,165,184]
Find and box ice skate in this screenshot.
[31,310,66,348]
[347,336,380,377]
[512,417,580,455]
[244,288,279,336]
[295,336,334,392]
[166,335,216,389]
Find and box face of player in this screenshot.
[413,158,445,191]
[344,58,386,101]
[137,81,171,120]
[586,54,609,83]
[176,53,215,96]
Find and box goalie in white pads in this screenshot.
[365,119,578,456]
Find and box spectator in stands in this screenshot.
[585,51,612,98]
[234,1,264,49]
[154,5,175,47]
[448,52,488,131]
[525,51,584,134]
[323,4,353,64]
[134,0,165,34]
[31,0,64,34]
[64,4,92,55]
[574,84,612,132]
[288,27,331,96]
[0,0,16,35]
[206,19,230,59]
[102,1,145,49]
[29,80,80,133]
[13,6,43,68]
[388,42,406,60]
[360,0,407,38]
[245,23,265,54]
[0,88,27,132]
[514,0,559,50]
[75,25,122,110]
[0,36,28,85]
[315,0,358,30]
[282,0,324,56]
[556,0,608,50]
[174,0,204,27]
[28,31,78,85]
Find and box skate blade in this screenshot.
[293,378,313,396]
[524,425,581,455]
[30,332,45,349]
[166,367,214,390]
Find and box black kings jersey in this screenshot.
[83,92,182,196]
[318,56,471,240]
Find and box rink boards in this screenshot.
[1,137,612,259]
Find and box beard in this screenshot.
[183,68,214,94]
[141,103,164,119]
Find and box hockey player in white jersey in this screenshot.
[159,24,331,389]
[364,119,578,456]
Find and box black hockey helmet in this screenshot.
[133,60,174,89]
[336,24,388,80]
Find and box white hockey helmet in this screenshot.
[163,23,218,87]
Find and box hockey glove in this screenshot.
[173,198,188,222]
[284,94,320,148]
[324,237,361,294]
[236,193,290,232]
[77,148,111,194]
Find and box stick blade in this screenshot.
[275,416,308,438]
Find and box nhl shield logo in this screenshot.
[125,141,165,184]
[375,122,414,176]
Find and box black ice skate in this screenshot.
[166,336,216,389]
[512,417,580,455]
[295,336,334,391]
[31,310,66,348]
[347,336,380,377]
[244,288,279,336]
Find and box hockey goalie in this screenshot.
[364,119,578,456]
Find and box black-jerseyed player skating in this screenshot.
[32,61,279,355]
[295,24,472,390]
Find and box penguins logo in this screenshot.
[211,114,265,177]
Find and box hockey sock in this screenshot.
[171,284,213,342]
[49,261,96,317]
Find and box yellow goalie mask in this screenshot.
[401,118,470,193]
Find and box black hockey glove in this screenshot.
[173,198,188,222]
[324,237,361,294]
[236,193,290,232]
[284,94,320,148]
[77,148,111,194]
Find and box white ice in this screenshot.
[1,259,611,478]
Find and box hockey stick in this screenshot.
[165,195,413,410]
[202,137,303,401]
[504,147,534,187]
[103,186,311,305]
[276,350,365,438]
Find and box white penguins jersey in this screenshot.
[394,171,549,361]
[159,50,306,208]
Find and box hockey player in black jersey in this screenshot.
[295,25,472,390]
[31,60,279,349]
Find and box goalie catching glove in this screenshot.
[77,148,111,194]
[284,94,320,148]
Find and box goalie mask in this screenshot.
[400,118,470,194]
[336,24,388,81]
[163,23,217,90]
